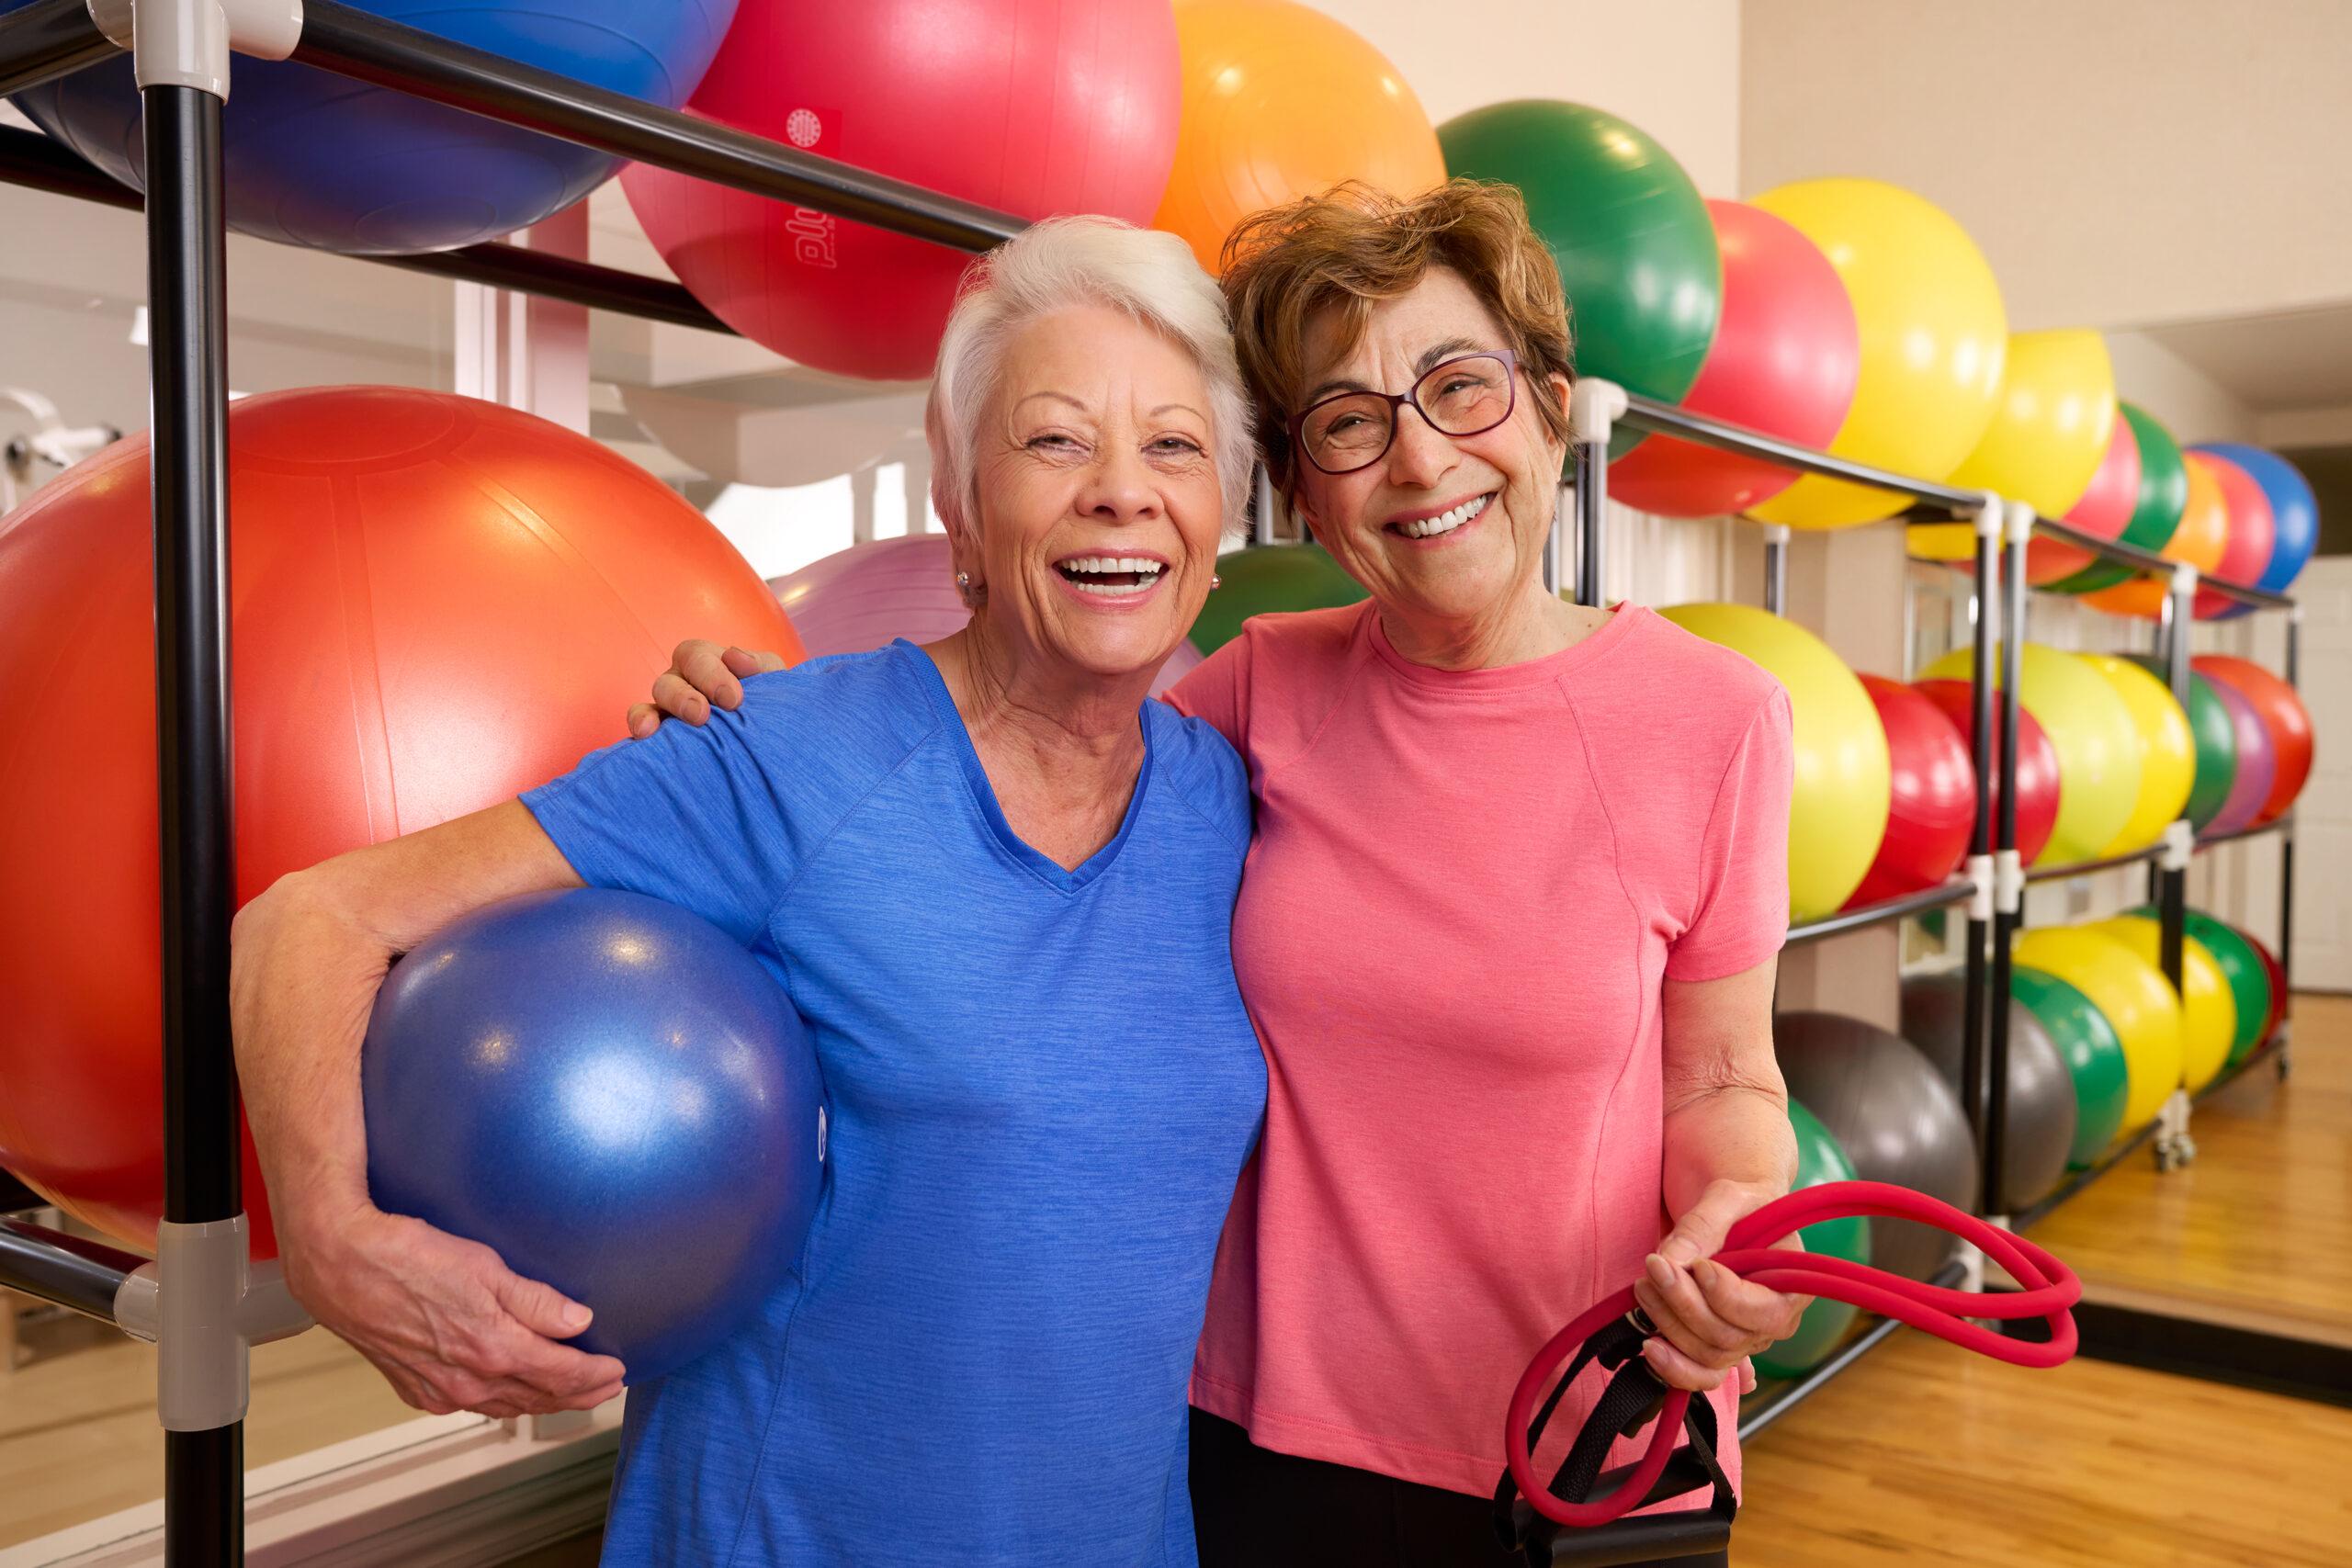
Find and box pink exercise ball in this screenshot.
[622,0,1181,380]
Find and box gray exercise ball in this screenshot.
[1899,972,2076,1212]
[1772,1011,1982,1282]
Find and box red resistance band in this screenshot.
[1499,1180,2080,1542]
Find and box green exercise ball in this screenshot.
[2125,658,2237,832]
[1753,1096,1871,1380]
[2009,966,2131,1167]
[1436,99,1719,457]
[2131,907,2272,1066]
[2054,403,2188,592]
[1185,543,1368,656]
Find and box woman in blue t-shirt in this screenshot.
[230,218,1267,1567]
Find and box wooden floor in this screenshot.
[0,1314,413,1548]
[2029,992,2352,1345]
[1738,1329,2352,1566]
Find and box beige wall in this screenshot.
[1322,0,1743,196]
[1741,0,2352,332]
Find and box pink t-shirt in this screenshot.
[1165,599,1792,1501]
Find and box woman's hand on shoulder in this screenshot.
[1633,1176,1809,1396]
[282,1201,626,1418]
[626,639,790,739]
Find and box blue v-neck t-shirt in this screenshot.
[519,641,1266,1566]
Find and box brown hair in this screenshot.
[1220,178,1574,490]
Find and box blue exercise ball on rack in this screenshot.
[2,0,739,254]
[2188,443,2320,610]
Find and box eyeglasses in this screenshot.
[1288,350,1520,477]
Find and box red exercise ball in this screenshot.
[2191,655,2313,823]
[1911,678,2062,865]
[1610,198,1859,517]
[1846,675,1973,907]
[621,0,1181,380]
[2191,453,2277,619]
[0,388,805,1256]
[2032,410,2141,584]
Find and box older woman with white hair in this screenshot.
[229,216,1267,1566]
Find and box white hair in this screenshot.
[926,216,1254,540]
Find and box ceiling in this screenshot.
[2132,303,2352,413]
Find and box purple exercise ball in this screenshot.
[2204,676,2277,837]
[768,534,1204,694]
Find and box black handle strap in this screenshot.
[1492,1314,1737,1566]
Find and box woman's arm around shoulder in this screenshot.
[232,802,626,1418]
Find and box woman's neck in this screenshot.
[927,624,1148,870]
[1379,580,1607,671]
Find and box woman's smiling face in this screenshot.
[958,303,1227,687]
[1287,266,1570,636]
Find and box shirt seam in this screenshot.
[1555,678,1650,1334]
[1247,607,1385,799]
[1670,695,1783,972]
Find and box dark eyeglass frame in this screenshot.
[1286,349,1521,477]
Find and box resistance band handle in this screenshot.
[1502,1179,2081,1533]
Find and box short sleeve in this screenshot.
[520,706,798,948]
[1162,631,1251,750]
[1664,689,1793,983]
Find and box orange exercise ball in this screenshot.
[1153,0,1445,270]
[0,387,804,1256]
[2081,451,2230,619]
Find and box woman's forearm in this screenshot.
[230,869,398,1237]
[230,801,580,1244]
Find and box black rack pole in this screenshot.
[291,1,1022,254]
[2156,592,2188,998]
[1959,513,1996,1215]
[1986,512,2027,1216]
[146,78,243,1563]
[1572,442,1604,608]
[2280,613,2300,1011]
[0,0,119,97]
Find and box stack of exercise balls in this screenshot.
[2013,924,2182,1140]
[1922,642,2141,867]
[1908,328,2118,569]
[0,387,805,1254]
[1899,972,2076,1211]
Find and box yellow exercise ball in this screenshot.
[2084,916,2236,1093]
[1657,603,1890,921]
[2012,925,2183,1134]
[1911,329,2117,562]
[2076,653,2195,855]
[1745,178,2007,529]
[1153,0,1446,272]
[1922,643,2142,866]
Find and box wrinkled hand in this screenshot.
[1634,1179,1810,1395]
[282,1203,626,1418]
[626,639,788,739]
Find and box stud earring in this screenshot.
[1211,573,1222,590]
[956,571,970,588]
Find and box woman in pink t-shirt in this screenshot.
[644,183,1806,1568]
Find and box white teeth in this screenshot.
[1060,555,1166,576]
[1395,493,1491,539]
[1068,578,1150,597]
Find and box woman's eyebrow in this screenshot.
[1150,402,1207,421]
[1300,338,1487,405]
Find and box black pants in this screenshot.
[1189,1411,1729,1568]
